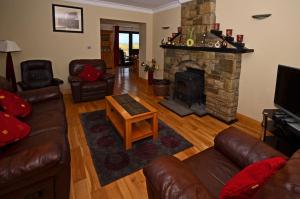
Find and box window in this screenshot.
[132,33,139,49]
[119,33,130,56]
[119,32,139,57]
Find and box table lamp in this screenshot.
[0,40,21,91]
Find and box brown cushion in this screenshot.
[183,148,240,198]
[30,99,65,115]
[23,110,66,136]
[0,131,66,186]
[81,81,106,92]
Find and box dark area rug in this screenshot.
[80,110,193,186]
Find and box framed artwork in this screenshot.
[52,4,83,33]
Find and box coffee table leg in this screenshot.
[105,100,110,121]
[125,121,132,150]
[152,113,158,141]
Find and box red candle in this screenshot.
[226,29,233,37]
[213,23,220,30]
[237,34,244,43]
[178,27,182,33]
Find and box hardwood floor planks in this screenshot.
[66,68,262,199]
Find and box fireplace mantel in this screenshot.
[160,45,254,54]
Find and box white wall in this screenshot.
[0,0,153,91]
[217,0,300,121]
[153,7,181,79]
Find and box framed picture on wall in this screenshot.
[52,4,83,33]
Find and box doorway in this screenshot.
[100,19,143,74]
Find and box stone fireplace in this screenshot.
[162,0,244,123]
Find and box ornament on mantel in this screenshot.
[186,27,195,47]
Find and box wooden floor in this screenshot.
[65,68,263,199]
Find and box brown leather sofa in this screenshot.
[144,127,300,199]
[68,59,115,102]
[0,76,70,199]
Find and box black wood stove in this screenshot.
[173,67,205,107]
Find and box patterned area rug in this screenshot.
[80,110,193,186]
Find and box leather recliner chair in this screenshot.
[18,60,64,90]
[68,59,115,102]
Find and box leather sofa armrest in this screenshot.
[143,156,212,199]
[68,75,82,83]
[102,73,115,96]
[18,82,31,91]
[214,127,286,168]
[53,78,64,85]
[18,86,61,104]
[102,73,115,80]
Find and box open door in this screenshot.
[101,30,114,69]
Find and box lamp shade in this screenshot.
[0,40,21,52]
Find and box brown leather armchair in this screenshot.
[68,59,115,102]
[18,60,64,91]
[144,127,300,199]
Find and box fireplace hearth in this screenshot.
[174,67,205,107]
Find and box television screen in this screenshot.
[274,65,300,121]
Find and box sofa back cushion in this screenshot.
[21,60,54,89]
[253,150,300,199]
[69,59,106,76]
[214,127,286,168]
[220,157,287,199]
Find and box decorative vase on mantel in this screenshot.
[148,71,154,85]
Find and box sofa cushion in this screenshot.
[30,98,65,115]
[220,157,287,199]
[0,89,32,117]
[252,150,300,199]
[183,148,240,198]
[214,127,285,168]
[81,81,107,92]
[22,110,66,136]
[0,112,30,147]
[0,131,67,186]
[79,64,103,82]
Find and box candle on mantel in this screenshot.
[178,27,182,33]
[237,34,244,43]
[213,23,220,30]
[226,29,233,37]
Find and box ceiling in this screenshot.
[87,0,178,9]
[65,0,191,13]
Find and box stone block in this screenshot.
[224,79,240,91]
[200,2,215,14]
[219,59,234,73]
[202,14,216,25]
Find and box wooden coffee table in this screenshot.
[105,94,158,150]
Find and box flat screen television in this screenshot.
[274,65,300,122]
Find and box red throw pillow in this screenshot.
[79,64,103,81]
[0,89,32,117]
[220,157,287,199]
[0,112,30,147]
